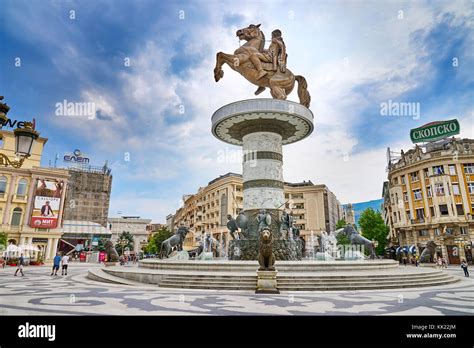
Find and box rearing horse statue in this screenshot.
[214,24,311,108]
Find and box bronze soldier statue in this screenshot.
[249,29,287,80]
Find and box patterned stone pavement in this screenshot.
[0,263,473,315]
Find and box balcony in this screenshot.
[410,218,425,225]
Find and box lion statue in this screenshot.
[258,228,275,271]
[104,240,119,262]
[419,240,437,263]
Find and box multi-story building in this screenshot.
[166,214,175,232]
[384,137,474,264]
[107,216,152,253]
[0,129,69,262]
[62,164,112,227]
[170,173,342,252]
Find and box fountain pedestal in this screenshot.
[256,270,279,294]
[212,99,314,260]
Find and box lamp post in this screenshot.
[0,97,39,168]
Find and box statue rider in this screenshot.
[280,210,293,239]
[226,214,239,240]
[257,209,271,232]
[249,29,287,80]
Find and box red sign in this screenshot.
[30,216,58,229]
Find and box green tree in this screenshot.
[115,231,134,255]
[97,237,109,252]
[0,232,7,254]
[145,227,173,255]
[336,232,350,246]
[358,208,389,255]
[0,232,7,247]
[336,219,347,229]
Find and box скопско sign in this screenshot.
[410,119,460,143]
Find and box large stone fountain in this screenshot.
[210,23,314,261]
[211,99,313,260]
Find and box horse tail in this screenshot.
[295,75,311,108]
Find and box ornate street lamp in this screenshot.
[0,96,39,168]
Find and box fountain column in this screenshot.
[211,99,314,259]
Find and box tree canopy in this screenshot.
[358,208,389,255]
[144,227,173,255]
[115,231,134,254]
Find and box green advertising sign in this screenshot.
[410,119,460,143]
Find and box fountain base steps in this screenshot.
[87,260,459,291]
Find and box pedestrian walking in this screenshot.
[461,260,469,277]
[14,253,25,276]
[51,253,62,276]
[441,257,448,268]
[61,254,70,276]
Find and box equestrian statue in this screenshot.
[214,24,311,107]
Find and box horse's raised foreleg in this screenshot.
[214,52,235,82]
[214,52,246,82]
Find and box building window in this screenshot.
[456,204,464,215]
[460,227,468,235]
[0,176,7,197]
[434,228,440,236]
[401,175,406,184]
[424,168,429,178]
[410,172,419,182]
[439,204,449,216]
[11,207,22,226]
[393,212,397,223]
[449,165,456,175]
[464,163,474,174]
[403,192,409,202]
[430,206,435,217]
[426,186,432,198]
[413,189,422,201]
[406,210,411,221]
[415,208,425,221]
[451,184,460,195]
[418,230,428,237]
[16,178,28,197]
[435,183,445,196]
[468,183,474,194]
[392,177,398,185]
[432,166,445,175]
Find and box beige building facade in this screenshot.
[170,173,342,252]
[384,138,474,264]
[0,130,69,262]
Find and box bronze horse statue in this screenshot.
[214,24,311,107]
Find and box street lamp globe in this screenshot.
[14,122,39,157]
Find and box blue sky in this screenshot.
[1,0,473,222]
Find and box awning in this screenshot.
[408,245,417,254]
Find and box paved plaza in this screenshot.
[0,263,472,315]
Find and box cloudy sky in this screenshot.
[1,0,473,222]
